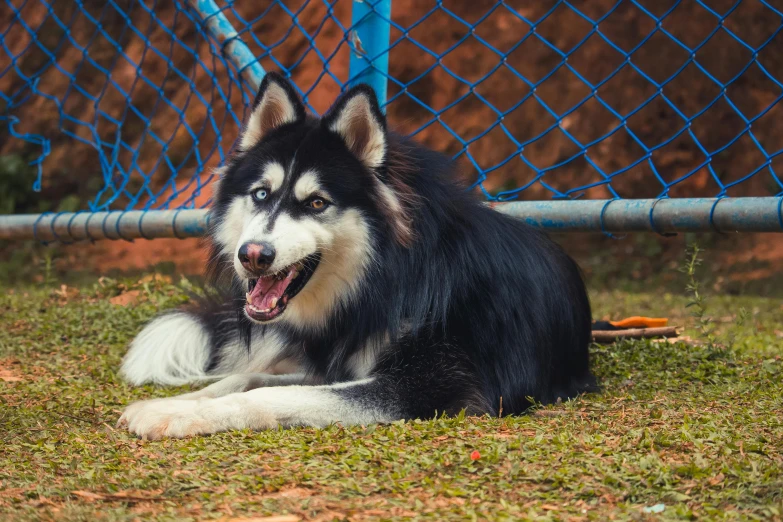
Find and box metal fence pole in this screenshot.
[492,198,783,233]
[188,0,266,90]
[348,0,392,108]
[2,198,782,241]
[0,210,210,242]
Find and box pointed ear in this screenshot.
[238,72,306,151]
[323,85,387,169]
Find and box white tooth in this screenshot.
[246,292,251,303]
[269,297,278,309]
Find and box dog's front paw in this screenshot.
[117,398,162,429]
[119,398,211,440]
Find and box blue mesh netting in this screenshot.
[2,0,783,214]
[1,0,245,212]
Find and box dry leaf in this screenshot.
[54,284,79,301]
[267,488,312,499]
[0,370,22,383]
[72,490,164,502]
[139,274,172,284]
[0,361,22,383]
[226,515,302,522]
[110,290,142,306]
[72,491,104,501]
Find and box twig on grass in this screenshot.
[72,490,166,502]
[592,327,679,342]
[48,409,99,425]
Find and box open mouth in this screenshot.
[244,253,320,322]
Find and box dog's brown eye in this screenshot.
[308,198,327,210]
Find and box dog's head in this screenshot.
[210,73,413,327]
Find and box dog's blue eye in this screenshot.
[251,188,268,202]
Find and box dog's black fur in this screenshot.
[120,74,596,434]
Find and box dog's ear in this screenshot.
[323,85,387,169]
[238,73,306,151]
[325,86,417,246]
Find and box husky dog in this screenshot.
[118,73,595,439]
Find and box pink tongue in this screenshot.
[249,268,296,310]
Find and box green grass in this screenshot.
[1,268,782,521]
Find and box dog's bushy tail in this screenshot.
[120,283,249,386]
[120,311,217,386]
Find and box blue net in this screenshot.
[2,0,783,216]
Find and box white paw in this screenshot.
[118,398,214,440]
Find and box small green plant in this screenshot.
[41,250,57,287]
[680,242,747,353]
[723,305,750,352]
[681,243,716,345]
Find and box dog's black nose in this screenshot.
[238,242,276,273]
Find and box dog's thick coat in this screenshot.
[119,74,595,439]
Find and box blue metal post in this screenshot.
[188,0,266,91]
[348,0,392,109]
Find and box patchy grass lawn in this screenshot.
[1,268,782,521]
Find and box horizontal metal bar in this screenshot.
[0,198,781,241]
[0,210,210,242]
[493,197,783,233]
